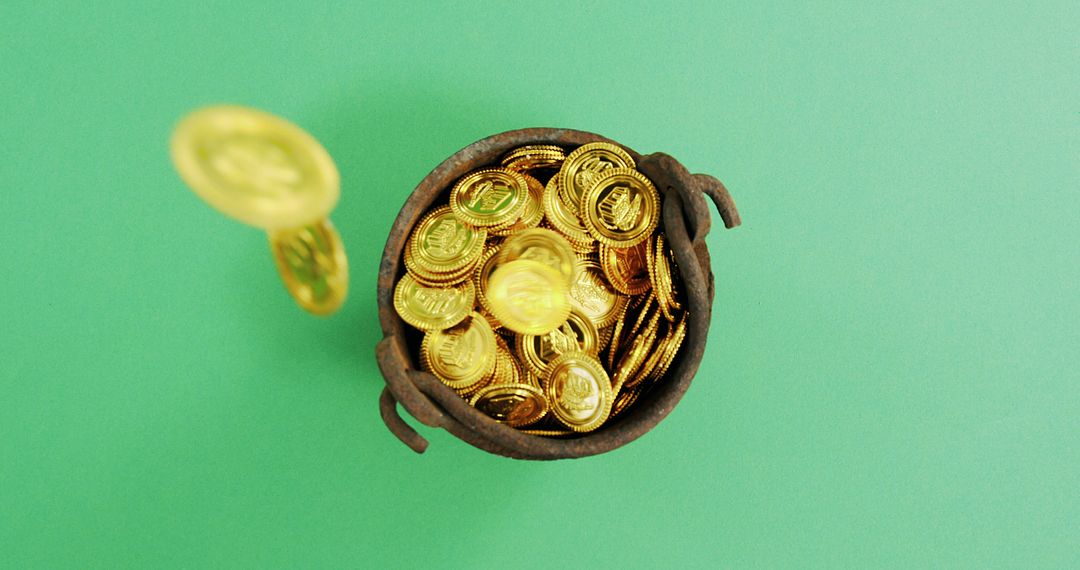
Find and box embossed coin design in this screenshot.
[449,168,529,228]
[421,313,498,391]
[580,167,659,248]
[543,351,613,432]
[485,259,571,335]
[171,105,339,230]
[558,142,635,215]
[599,241,652,296]
[269,219,348,316]
[406,205,486,276]
[470,383,549,427]
[568,258,627,328]
[516,309,599,377]
[393,273,475,331]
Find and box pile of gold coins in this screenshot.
[394,142,687,436]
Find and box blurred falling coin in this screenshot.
[171,105,349,316]
[269,219,349,316]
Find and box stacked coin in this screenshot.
[394,143,687,436]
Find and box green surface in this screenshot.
[2,2,1077,568]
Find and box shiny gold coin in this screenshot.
[568,258,628,328]
[515,309,600,378]
[498,228,579,286]
[486,259,571,335]
[610,385,642,418]
[171,105,339,230]
[558,142,635,215]
[420,313,497,392]
[648,234,682,321]
[520,428,576,437]
[613,309,662,392]
[406,205,486,275]
[450,168,529,228]
[490,174,545,236]
[580,168,660,248]
[268,219,348,316]
[473,243,503,315]
[393,273,475,331]
[501,145,567,172]
[542,176,595,246]
[470,383,549,427]
[599,241,652,296]
[648,313,687,383]
[543,351,613,433]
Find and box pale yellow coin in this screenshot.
[268,219,348,316]
[171,105,340,230]
[486,259,571,335]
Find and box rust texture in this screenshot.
[375,128,740,460]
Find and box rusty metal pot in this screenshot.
[375,128,740,459]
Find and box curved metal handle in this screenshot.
[694,173,741,229]
[379,388,429,453]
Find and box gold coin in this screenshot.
[542,176,595,247]
[648,234,682,321]
[473,243,503,315]
[421,313,497,392]
[470,383,549,427]
[406,205,486,276]
[171,105,339,230]
[486,259,571,335]
[515,309,599,378]
[568,258,627,328]
[599,241,652,296]
[501,145,567,172]
[519,428,576,437]
[490,174,545,236]
[450,168,529,228]
[648,313,687,383]
[393,273,475,331]
[580,168,659,248]
[613,309,662,392]
[498,228,578,286]
[543,351,613,433]
[558,142,634,215]
[268,219,348,316]
[610,385,642,418]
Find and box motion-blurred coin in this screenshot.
[269,219,349,316]
[171,105,339,230]
[498,228,579,286]
[485,259,571,335]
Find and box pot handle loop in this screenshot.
[379,388,429,453]
[694,173,741,229]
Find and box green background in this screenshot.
[2,1,1077,567]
